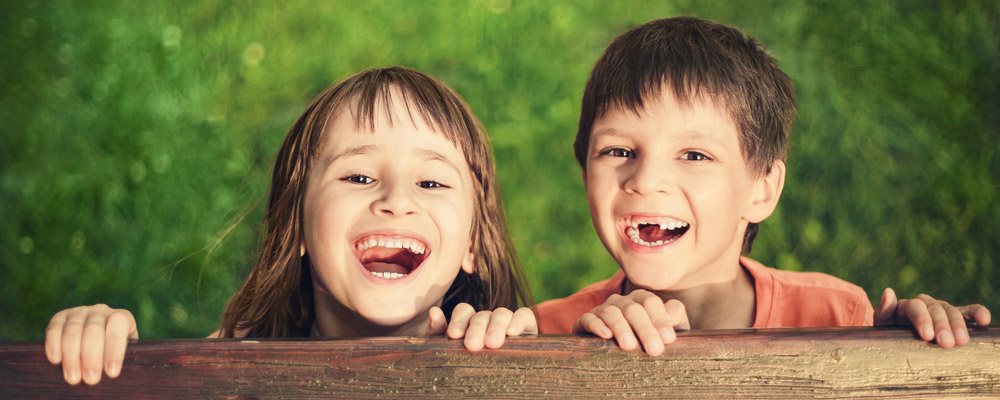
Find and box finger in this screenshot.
[483,308,513,349]
[507,307,538,336]
[597,306,639,352]
[621,299,664,356]
[80,312,110,385]
[426,307,448,336]
[463,311,493,352]
[446,303,475,339]
[664,299,690,331]
[45,310,69,364]
[873,288,898,326]
[898,299,933,340]
[945,306,970,346]
[103,310,136,379]
[60,311,88,385]
[574,313,613,339]
[960,305,991,326]
[920,296,954,349]
[636,293,674,346]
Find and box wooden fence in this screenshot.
[1,326,998,398]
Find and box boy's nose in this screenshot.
[371,180,419,217]
[623,157,672,195]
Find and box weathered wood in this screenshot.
[1,327,998,398]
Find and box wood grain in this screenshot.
[2,326,998,398]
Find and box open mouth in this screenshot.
[625,216,689,247]
[353,235,429,280]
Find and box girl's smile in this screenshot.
[302,91,477,330]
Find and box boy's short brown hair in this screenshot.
[574,17,797,254]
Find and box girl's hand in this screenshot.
[44,304,138,385]
[572,289,690,356]
[430,304,537,351]
[875,288,991,349]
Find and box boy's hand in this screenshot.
[874,288,991,349]
[429,304,537,351]
[572,290,689,356]
[44,304,138,385]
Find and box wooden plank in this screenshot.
[1,326,998,398]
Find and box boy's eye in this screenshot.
[342,174,375,184]
[417,180,449,189]
[681,151,710,161]
[601,148,635,158]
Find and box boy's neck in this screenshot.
[623,260,756,330]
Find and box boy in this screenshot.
[534,17,990,355]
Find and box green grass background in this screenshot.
[2,0,997,340]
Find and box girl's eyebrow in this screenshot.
[327,144,381,165]
[416,148,461,176]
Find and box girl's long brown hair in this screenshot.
[218,67,532,337]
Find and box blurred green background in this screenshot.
[2,1,997,340]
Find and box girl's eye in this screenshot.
[681,151,711,161]
[417,180,449,189]
[602,148,635,158]
[342,174,375,184]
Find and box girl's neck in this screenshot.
[623,260,756,330]
[310,291,431,338]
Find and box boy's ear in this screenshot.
[461,248,476,274]
[744,160,785,223]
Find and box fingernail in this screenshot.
[107,362,120,377]
[921,326,933,339]
[65,368,79,384]
[940,330,953,344]
[660,328,673,342]
[956,329,969,344]
[83,369,98,384]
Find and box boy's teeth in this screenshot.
[368,270,408,280]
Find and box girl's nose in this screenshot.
[371,179,419,217]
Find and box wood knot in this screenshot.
[831,348,844,362]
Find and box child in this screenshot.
[534,17,991,356]
[45,67,537,385]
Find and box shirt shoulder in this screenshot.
[534,271,625,334]
[744,257,874,328]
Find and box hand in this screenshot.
[429,304,537,351]
[875,288,991,349]
[572,290,689,356]
[45,304,138,385]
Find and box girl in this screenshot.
[45,67,536,385]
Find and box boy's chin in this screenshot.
[622,266,688,292]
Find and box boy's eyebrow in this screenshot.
[590,128,730,149]
[415,148,462,176]
[677,131,729,149]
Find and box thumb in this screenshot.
[664,299,691,331]
[873,287,898,326]
[427,306,447,335]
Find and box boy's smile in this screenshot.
[584,89,781,292]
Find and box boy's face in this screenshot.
[583,89,782,291]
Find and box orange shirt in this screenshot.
[535,256,874,334]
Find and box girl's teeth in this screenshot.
[369,271,408,280]
[355,237,426,254]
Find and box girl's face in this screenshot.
[302,96,477,329]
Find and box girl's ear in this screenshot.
[744,160,785,223]
[460,247,475,275]
[300,242,306,257]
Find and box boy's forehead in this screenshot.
[594,88,738,134]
